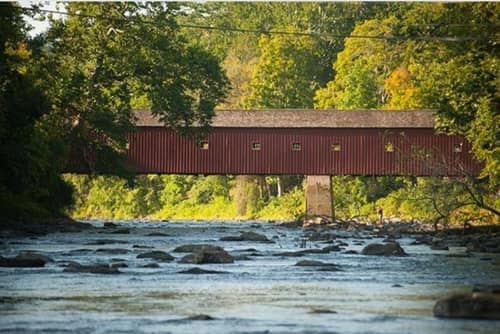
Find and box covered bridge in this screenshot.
[129,109,479,177]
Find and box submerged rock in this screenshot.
[0,252,49,267]
[220,231,274,243]
[361,242,407,256]
[473,285,500,294]
[95,248,129,255]
[430,242,449,251]
[103,222,119,229]
[110,228,130,234]
[179,247,234,264]
[178,267,228,274]
[184,314,215,321]
[133,245,154,249]
[63,262,121,274]
[322,245,342,252]
[173,244,223,253]
[295,260,342,271]
[146,232,170,237]
[137,251,174,262]
[433,293,500,320]
[308,308,337,314]
[295,260,330,267]
[141,263,160,268]
[86,239,128,245]
[275,247,332,257]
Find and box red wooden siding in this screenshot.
[123,127,481,176]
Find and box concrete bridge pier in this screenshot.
[305,175,333,223]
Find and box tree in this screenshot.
[39,2,228,173]
[0,3,72,218]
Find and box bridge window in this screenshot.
[385,142,394,152]
[251,142,261,151]
[454,143,463,153]
[331,143,341,152]
[292,143,301,151]
[199,140,209,150]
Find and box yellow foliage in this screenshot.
[384,66,422,109]
[4,41,32,74]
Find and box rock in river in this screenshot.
[173,244,224,253]
[295,260,331,267]
[95,248,129,255]
[184,314,215,321]
[178,267,228,274]
[433,293,500,320]
[361,242,407,256]
[0,252,49,267]
[86,239,128,245]
[179,247,234,264]
[63,262,121,274]
[137,251,174,262]
[220,231,274,243]
[295,260,342,272]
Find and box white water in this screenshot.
[1,220,499,333]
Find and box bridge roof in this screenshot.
[134,109,435,128]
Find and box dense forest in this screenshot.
[1,2,498,225]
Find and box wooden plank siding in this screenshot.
[125,127,481,176]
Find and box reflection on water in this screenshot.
[1,220,499,333]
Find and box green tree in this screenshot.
[0,3,72,218]
[39,2,228,173]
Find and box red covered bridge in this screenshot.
[127,109,479,176]
[68,109,482,220]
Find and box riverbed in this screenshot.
[1,220,499,333]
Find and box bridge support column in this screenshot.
[305,175,333,223]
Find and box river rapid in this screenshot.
[1,220,499,334]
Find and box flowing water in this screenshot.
[1,220,499,333]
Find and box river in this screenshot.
[1,220,499,333]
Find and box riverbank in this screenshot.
[0,217,95,238]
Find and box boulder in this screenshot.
[0,252,49,267]
[141,263,160,268]
[361,242,407,256]
[63,262,121,274]
[179,247,234,264]
[103,222,119,229]
[172,244,224,253]
[433,293,500,320]
[137,251,174,262]
[178,267,228,274]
